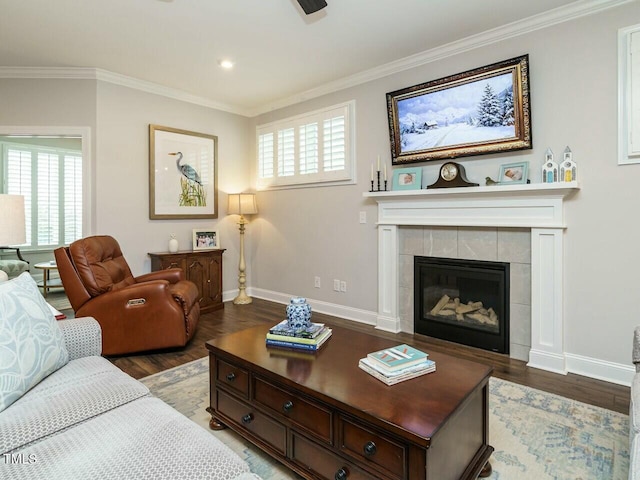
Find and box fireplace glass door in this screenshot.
[414,256,509,353]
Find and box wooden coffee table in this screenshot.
[206,324,493,480]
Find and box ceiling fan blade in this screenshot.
[297,0,327,15]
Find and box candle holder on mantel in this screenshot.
[370,170,388,192]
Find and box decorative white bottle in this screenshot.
[168,234,179,253]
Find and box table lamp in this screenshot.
[227,193,258,304]
[0,194,26,282]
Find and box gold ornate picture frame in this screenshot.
[386,55,532,165]
[149,125,218,219]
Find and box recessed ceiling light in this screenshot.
[219,59,234,70]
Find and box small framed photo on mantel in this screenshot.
[498,161,529,184]
[392,167,423,190]
[192,229,220,250]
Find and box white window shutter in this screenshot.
[258,133,274,179]
[256,100,354,188]
[299,122,318,174]
[278,128,295,177]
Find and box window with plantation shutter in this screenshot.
[1,142,83,250]
[257,101,355,188]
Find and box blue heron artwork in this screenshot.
[168,151,206,207]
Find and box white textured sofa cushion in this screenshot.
[3,396,257,480]
[0,356,148,453]
[0,272,69,412]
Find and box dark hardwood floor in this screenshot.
[107,298,630,415]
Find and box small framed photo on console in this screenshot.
[193,229,220,250]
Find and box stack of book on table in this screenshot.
[265,320,332,352]
[358,344,435,385]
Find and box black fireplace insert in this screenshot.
[414,256,509,353]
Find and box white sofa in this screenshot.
[0,274,260,480]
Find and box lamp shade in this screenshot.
[0,194,26,246]
[227,193,258,216]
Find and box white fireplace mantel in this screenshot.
[364,182,580,375]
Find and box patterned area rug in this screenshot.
[140,357,630,480]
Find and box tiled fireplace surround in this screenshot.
[365,182,579,375]
[399,226,531,361]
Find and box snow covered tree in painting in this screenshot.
[501,89,514,126]
[477,84,502,127]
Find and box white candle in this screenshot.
[384,165,387,181]
[377,155,380,172]
[371,164,374,181]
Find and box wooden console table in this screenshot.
[207,324,493,480]
[148,249,225,313]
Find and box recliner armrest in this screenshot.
[135,268,184,284]
[169,280,199,315]
[58,317,102,360]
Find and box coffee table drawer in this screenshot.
[216,359,249,398]
[217,390,286,455]
[292,433,377,480]
[339,416,407,480]
[254,377,332,442]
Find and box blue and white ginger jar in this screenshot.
[286,297,312,331]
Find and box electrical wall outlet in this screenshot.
[314,276,321,288]
[333,279,340,292]
[340,281,347,292]
[359,211,367,224]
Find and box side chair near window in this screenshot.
[54,235,200,355]
[0,247,29,281]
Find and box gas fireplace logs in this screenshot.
[429,294,498,326]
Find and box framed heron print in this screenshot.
[149,125,218,219]
[386,55,532,165]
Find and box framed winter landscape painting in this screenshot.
[149,125,218,219]
[386,55,532,165]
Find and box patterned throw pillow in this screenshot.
[0,272,69,412]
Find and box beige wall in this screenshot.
[251,2,640,375]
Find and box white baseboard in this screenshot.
[565,352,634,387]
[225,287,633,387]
[248,287,377,326]
[527,349,568,376]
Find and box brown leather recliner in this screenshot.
[54,235,200,355]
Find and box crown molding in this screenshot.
[0,66,251,117]
[0,0,633,118]
[251,0,634,116]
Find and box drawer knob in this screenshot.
[241,413,253,424]
[334,467,349,480]
[226,372,236,382]
[363,441,377,456]
[283,400,294,412]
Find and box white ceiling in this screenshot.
[0,0,624,116]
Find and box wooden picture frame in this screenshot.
[498,161,529,184]
[386,55,532,165]
[149,125,218,219]
[192,229,220,250]
[392,167,423,190]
